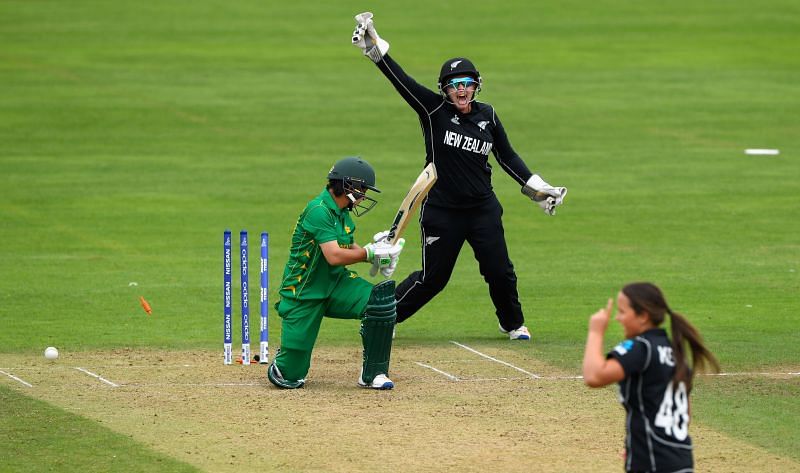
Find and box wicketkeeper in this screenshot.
[268,156,405,389]
[352,13,567,341]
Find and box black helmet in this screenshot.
[327,156,380,216]
[437,57,482,101]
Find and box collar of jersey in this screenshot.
[320,188,346,217]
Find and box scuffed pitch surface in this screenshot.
[2,347,798,472]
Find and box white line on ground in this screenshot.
[412,361,583,382]
[0,369,33,387]
[75,367,120,387]
[0,364,195,371]
[79,364,196,369]
[414,362,460,381]
[121,383,262,387]
[462,377,528,382]
[701,372,800,377]
[453,372,798,382]
[449,341,542,379]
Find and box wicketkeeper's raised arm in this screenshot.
[351,12,440,115]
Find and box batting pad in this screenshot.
[360,280,397,384]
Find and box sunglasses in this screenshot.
[445,77,478,90]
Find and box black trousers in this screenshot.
[395,196,524,330]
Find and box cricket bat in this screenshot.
[386,162,437,245]
[369,162,437,277]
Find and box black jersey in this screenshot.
[607,329,694,473]
[375,54,533,208]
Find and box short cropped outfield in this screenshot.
[1,0,798,472]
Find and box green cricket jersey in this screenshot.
[279,188,360,301]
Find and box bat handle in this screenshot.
[386,226,397,241]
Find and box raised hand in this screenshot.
[588,298,614,334]
[522,174,568,216]
[351,11,390,63]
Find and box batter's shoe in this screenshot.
[499,324,531,341]
[267,362,306,389]
[358,372,394,390]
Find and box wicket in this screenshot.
[223,230,269,365]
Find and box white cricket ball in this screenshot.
[44,346,59,360]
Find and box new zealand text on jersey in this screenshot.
[443,130,493,156]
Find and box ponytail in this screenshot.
[622,282,721,391]
[667,308,720,390]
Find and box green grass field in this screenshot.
[1,1,799,471]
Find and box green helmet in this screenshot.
[327,156,380,216]
[327,156,380,192]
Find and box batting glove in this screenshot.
[352,12,390,63]
[373,230,391,243]
[365,239,405,277]
[380,239,405,278]
[364,241,392,275]
[522,174,568,216]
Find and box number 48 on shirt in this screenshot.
[654,381,690,441]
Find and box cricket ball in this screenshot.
[44,346,59,360]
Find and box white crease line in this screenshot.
[75,367,120,387]
[122,383,261,387]
[76,364,195,369]
[415,362,460,381]
[0,364,195,371]
[463,375,583,381]
[701,372,800,377]
[450,341,542,379]
[0,369,33,387]
[458,377,528,382]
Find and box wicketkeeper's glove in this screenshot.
[352,12,390,63]
[522,174,568,216]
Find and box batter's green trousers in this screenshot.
[274,274,372,382]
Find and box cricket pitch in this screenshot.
[1,345,798,472]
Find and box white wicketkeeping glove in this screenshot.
[521,174,568,216]
[365,239,405,277]
[352,12,390,63]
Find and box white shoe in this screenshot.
[359,373,394,390]
[499,324,531,341]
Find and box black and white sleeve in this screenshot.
[374,54,442,116]
[491,110,534,186]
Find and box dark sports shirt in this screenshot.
[607,328,694,473]
[374,54,533,208]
